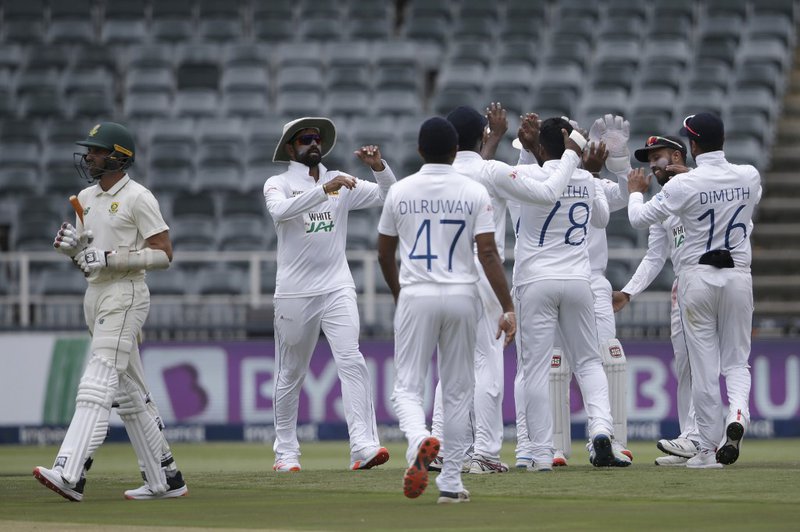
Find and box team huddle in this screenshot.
[33,105,760,505]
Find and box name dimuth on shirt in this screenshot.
[699,186,752,205]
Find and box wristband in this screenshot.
[569,130,588,150]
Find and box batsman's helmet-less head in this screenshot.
[74,122,136,182]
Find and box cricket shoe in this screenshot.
[515,456,533,469]
[657,437,699,458]
[124,470,188,500]
[273,458,302,472]
[716,421,744,465]
[686,449,723,469]
[613,440,634,462]
[351,446,390,470]
[33,466,84,502]
[528,461,553,472]
[468,454,509,474]
[552,450,568,467]
[403,436,440,499]
[655,455,689,467]
[427,456,443,472]
[589,434,631,467]
[437,489,470,504]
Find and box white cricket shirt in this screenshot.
[377,163,495,287]
[622,214,685,298]
[628,151,761,272]
[452,150,581,260]
[76,175,169,285]
[513,162,609,286]
[264,160,396,298]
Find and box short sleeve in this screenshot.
[134,190,169,239]
[473,187,495,236]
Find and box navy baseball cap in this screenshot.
[634,135,687,162]
[446,106,487,150]
[418,117,458,156]
[680,113,724,145]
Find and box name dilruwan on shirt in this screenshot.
[699,187,751,205]
[397,199,475,215]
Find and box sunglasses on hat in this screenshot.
[646,135,685,150]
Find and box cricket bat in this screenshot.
[69,195,84,225]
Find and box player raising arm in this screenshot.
[377,117,515,504]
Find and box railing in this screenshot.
[0,248,675,338]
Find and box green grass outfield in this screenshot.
[2,440,799,531]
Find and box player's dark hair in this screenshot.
[692,137,724,154]
[539,118,572,160]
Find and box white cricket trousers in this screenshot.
[677,268,752,451]
[431,262,505,461]
[272,287,379,460]
[391,283,480,494]
[591,273,616,342]
[514,279,614,466]
[670,278,698,441]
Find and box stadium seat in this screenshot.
[223,44,271,69]
[124,92,172,120]
[222,91,271,119]
[545,37,592,70]
[0,165,38,196]
[198,0,245,43]
[298,17,347,42]
[729,87,776,122]
[705,0,747,20]
[68,92,116,120]
[222,66,270,93]
[630,88,678,123]
[0,44,26,71]
[170,218,219,251]
[643,39,692,69]
[740,37,790,73]
[125,66,175,94]
[591,65,636,93]
[346,209,378,250]
[747,14,796,48]
[451,17,495,42]
[373,88,421,117]
[687,61,732,93]
[276,65,325,92]
[19,89,66,120]
[218,218,267,251]
[735,63,783,96]
[436,64,486,93]
[501,18,541,42]
[652,0,696,23]
[195,264,246,295]
[723,138,765,169]
[487,63,536,94]
[146,268,189,296]
[403,15,450,49]
[594,38,640,70]
[698,15,744,47]
[3,0,45,44]
[275,89,324,118]
[147,143,195,194]
[151,0,195,44]
[47,0,95,45]
[607,0,647,22]
[580,88,630,125]
[537,64,584,100]
[101,0,148,46]
[174,89,220,119]
[326,88,372,118]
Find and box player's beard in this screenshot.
[296,146,321,167]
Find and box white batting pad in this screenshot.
[56,356,117,485]
[601,339,627,447]
[549,349,572,459]
[116,375,168,494]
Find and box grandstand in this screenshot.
[0,0,797,338]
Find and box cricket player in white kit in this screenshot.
[627,113,761,468]
[378,117,517,504]
[512,115,633,467]
[265,117,394,472]
[513,117,630,470]
[613,135,701,466]
[34,122,187,501]
[426,106,584,474]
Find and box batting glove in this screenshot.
[589,114,631,174]
[54,223,93,258]
[75,246,108,277]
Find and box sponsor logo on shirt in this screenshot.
[672,224,685,249]
[83,207,91,216]
[304,211,334,233]
[509,170,518,180]
[109,202,119,214]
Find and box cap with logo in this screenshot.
[634,135,687,162]
[76,122,136,167]
[679,112,724,146]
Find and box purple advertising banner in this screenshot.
[139,339,800,426]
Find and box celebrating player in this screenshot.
[427,104,584,475]
[613,135,700,466]
[34,122,188,501]
[627,113,761,468]
[377,117,516,504]
[264,117,394,472]
[513,117,631,470]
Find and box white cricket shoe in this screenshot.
[552,450,568,467]
[657,437,699,458]
[427,456,443,472]
[468,454,509,474]
[686,449,723,469]
[613,440,634,462]
[124,470,188,500]
[515,456,533,469]
[350,446,390,470]
[273,458,302,472]
[655,455,689,467]
[33,466,84,502]
[528,461,553,472]
[437,489,470,504]
[716,420,744,465]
